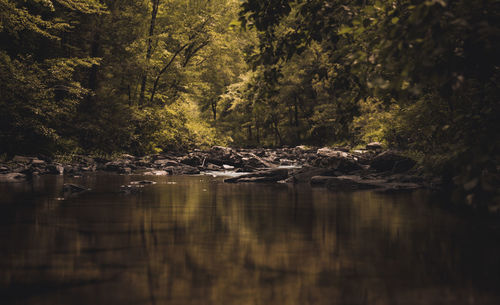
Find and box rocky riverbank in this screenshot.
[0,144,440,192]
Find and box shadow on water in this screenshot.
[0,174,499,305]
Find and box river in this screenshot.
[1,174,499,305]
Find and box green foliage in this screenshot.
[236,0,499,205]
[0,0,244,155]
[351,98,398,146]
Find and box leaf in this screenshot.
[391,17,399,24]
[338,26,352,35]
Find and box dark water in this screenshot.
[0,174,499,305]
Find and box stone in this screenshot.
[180,155,204,167]
[144,170,169,176]
[47,164,64,175]
[12,156,32,163]
[130,180,157,185]
[207,146,243,167]
[309,148,362,172]
[31,158,46,165]
[224,168,289,183]
[366,142,383,150]
[285,167,336,184]
[370,151,416,173]
[154,159,179,166]
[119,167,132,174]
[241,153,274,169]
[63,184,90,197]
[206,163,222,170]
[121,154,136,160]
[178,165,200,175]
[104,161,132,172]
[0,172,27,183]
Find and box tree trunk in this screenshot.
[149,43,188,105]
[211,99,217,121]
[294,96,300,142]
[139,0,160,106]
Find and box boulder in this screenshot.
[120,154,136,160]
[309,148,362,172]
[0,172,27,183]
[119,167,132,174]
[163,165,200,175]
[63,183,90,193]
[207,146,243,167]
[47,164,64,175]
[31,158,46,165]
[178,165,200,175]
[154,159,179,166]
[285,166,336,184]
[104,161,134,172]
[130,180,157,185]
[63,183,90,197]
[12,156,32,163]
[370,151,416,173]
[206,163,222,171]
[366,142,383,150]
[241,153,275,169]
[180,154,204,167]
[224,168,289,183]
[144,170,169,176]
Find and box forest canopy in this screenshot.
[0,0,498,186]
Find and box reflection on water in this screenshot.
[0,174,499,305]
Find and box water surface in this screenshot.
[1,174,499,305]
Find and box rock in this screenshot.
[324,176,386,190]
[224,168,289,183]
[130,180,157,185]
[180,154,204,167]
[370,151,416,173]
[366,142,383,150]
[31,158,46,165]
[241,153,275,169]
[154,159,179,166]
[144,170,169,176]
[206,163,222,170]
[121,154,136,160]
[81,164,97,172]
[47,164,64,175]
[309,148,362,173]
[0,172,27,183]
[63,183,90,194]
[104,161,122,171]
[119,184,143,194]
[285,166,336,183]
[178,165,200,175]
[207,146,243,167]
[119,167,132,174]
[12,155,32,163]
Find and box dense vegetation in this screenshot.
[0,0,249,155]
[0,0,498,200]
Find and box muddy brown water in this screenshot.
[0,174,499,305]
